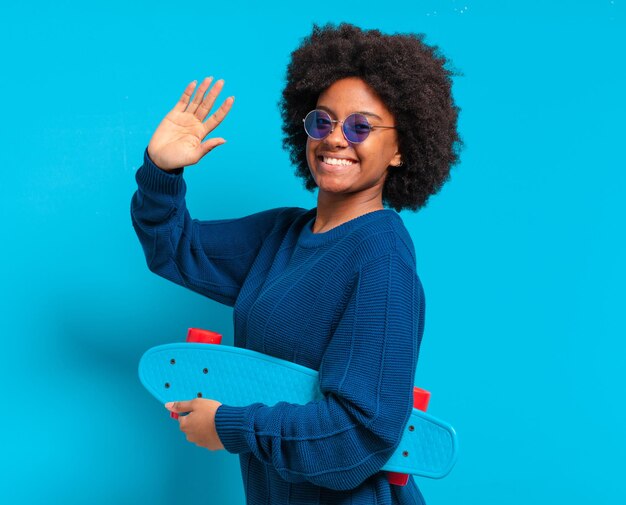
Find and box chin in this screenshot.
[313,175,353,194]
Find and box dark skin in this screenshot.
[149,76,402,450]
[305,77,402,233]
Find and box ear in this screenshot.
[390,150,402,168]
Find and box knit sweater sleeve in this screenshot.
[214,252,424,491]
[130,148,296,306]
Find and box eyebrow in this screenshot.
[317,105,384,121]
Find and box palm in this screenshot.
[148,78,234,171]
[150,111,206,165]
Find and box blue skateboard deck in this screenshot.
[139,342,457,479]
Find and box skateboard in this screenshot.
[139,328,458,485]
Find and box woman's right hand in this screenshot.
[147,77,234,171]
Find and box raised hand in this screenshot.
[147,77,234,171]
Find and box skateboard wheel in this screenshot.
[412,387,430,412]
[187,328,222,344]
[387,473,410,486]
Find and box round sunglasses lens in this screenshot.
[343,113,371,143]
[304,110,332,140]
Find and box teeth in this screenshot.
[323,156,355,166]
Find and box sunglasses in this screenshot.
[303,109,396,144]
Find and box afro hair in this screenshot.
[280,23,462,211]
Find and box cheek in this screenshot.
[306,138,319,170]
[374,138,399,167]
[306,137,318,154]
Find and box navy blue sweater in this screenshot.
[131,150,426,505]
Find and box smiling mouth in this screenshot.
[318,155,357,166]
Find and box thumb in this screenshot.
[198,137,227,158]
[165,400,194,413]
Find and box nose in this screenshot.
[323,121,349,148]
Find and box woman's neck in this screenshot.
[313,191,384,234]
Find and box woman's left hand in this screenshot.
[165,399,224,451]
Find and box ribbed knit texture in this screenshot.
[131,149,427,505]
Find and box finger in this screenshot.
[203,96,235,136]
[187,76,214,115]
[165,400,194,413]
[178,414,188,430]
[173,80,198,113]
[195,79,226,122]
[178,411,197,432]
[197,137,227,158]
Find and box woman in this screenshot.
[131,23,460,505]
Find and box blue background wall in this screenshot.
[1,1,624,503]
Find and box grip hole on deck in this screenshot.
[170,359,176,365]
[408,425,414,432]
[203,368,208,374]
[402,451,409,457]
[197,392,203,398]
[164,382,170,389]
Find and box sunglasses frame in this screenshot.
[303,109,396,144]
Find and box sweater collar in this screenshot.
[297,208,398,248]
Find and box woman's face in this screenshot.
[306,77,402,202]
